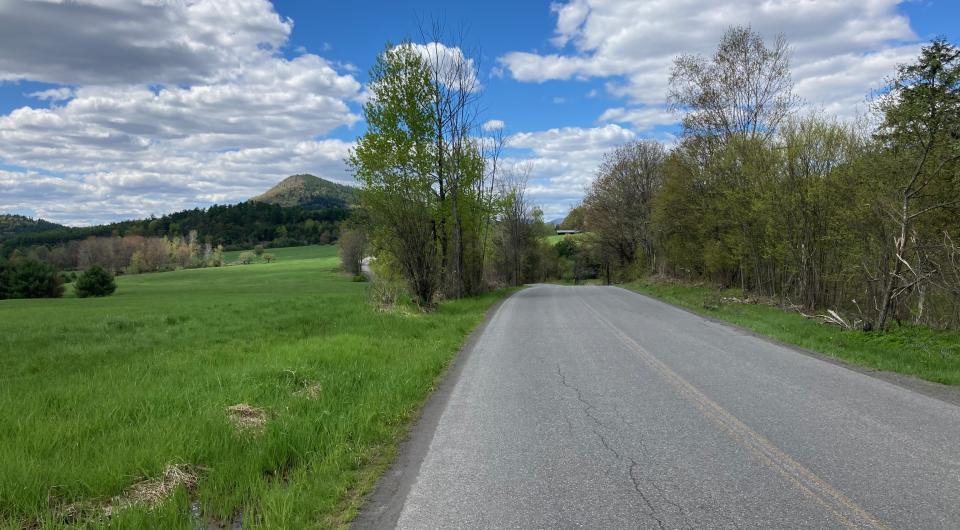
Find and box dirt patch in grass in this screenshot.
[225,403,268,434]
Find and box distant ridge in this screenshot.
[0,214,65,238]
[251,174,357,209]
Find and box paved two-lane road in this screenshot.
[357,285,960,529]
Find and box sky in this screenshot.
[0,0,958,226]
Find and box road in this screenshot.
[355,284,960,529]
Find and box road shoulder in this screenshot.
[614,285,960,408]
[350,290,518,529]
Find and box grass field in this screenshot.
[625,278,960,386]
[221,245,324,264]
[0,245,510,528]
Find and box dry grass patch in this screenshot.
[225,403,268,434]
[294,382,323,399]
[104,464,198,517]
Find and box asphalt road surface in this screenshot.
[356,284,960,529]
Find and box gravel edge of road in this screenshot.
[613,285,960,409]
[350,290,519,530]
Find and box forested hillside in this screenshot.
[0,214,65,237]
[251,174,357,209]
[1,200,349,258]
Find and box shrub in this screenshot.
[0,257,64,299]
[75,266,117,298]
[262,253,276,263]
[238,251,256,265]
[254,244,265,257]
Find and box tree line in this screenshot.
[577,29,960,331]
[350,28,959,332]
[1,200,348,258]
[349,31,632,307]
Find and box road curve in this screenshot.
[355,284,960,529]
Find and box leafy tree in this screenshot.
[560,206,587,231]
[74,265,117,298]
[583,140,666,279]
[870,39,960,329]
[350,43,440,307]
[0,257,63,299]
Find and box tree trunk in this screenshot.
[876,198,910,330]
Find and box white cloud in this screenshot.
[482,119,506,132]
[0,0,292,86]
[500,0,920,125]
[28,88,75,102]
[0,0,362,225]
[598,106,676,132]
[505,124,636,219]
[405,42,481,91]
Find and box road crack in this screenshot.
[556,362,686,529]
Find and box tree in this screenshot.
[350,43,441,307]
[338,227,367,276]
[583,140,666,279]
[74,265,117,298]
[669,25,798,142]
[351,36,498,306]
[871,39,960,329]
[0,257,63,299]
[493,167,535,286]
[560,205,586,231]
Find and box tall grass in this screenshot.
[0,245,509,528]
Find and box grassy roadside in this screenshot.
[0,245,512,529]
[624,278,960,387]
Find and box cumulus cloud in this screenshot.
[27,87,75,102]
[500,0,920,125]
[504,124,636,218]
[0,0,362,225]
[404,42,481,91]
[482,119,506,131]
[0,0,291,86]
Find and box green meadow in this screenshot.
[0,245,509,528]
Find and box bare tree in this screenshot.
[495,164,533,286]
[669,26,798,142]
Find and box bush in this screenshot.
[238,251,256,265]
[74,266,117,298]
[0,257,64,299]
[262,253,276,263]
[254,244,265,256]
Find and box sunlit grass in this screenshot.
[625,278,960,386]
[0,245,510,528]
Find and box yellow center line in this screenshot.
[578,296,891,530]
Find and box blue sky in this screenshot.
[0,0,958,225]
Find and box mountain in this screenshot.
[251,174,357,210]
[0,214,65,239]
